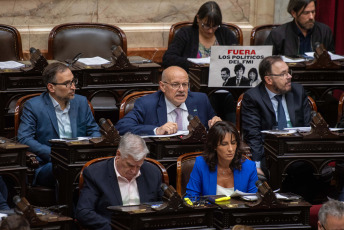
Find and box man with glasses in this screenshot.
[241,56,315,200]
[116,66,221,135]
[18,63,100,187]
[265,0,335,56]
[318,200,344,230]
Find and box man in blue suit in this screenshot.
[116,66,221,135]
[76,133,163,230]
[17,63,101,187]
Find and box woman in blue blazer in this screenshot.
[186,121,258,197]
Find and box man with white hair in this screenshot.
[318,200,344,230]
[76,133,163,230]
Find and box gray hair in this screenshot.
[118,132,149,161]
[318,200,344,227]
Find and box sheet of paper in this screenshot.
[78,56,110,65]
[282,56,306,63]
[0,61,25,69]
[50,137,93,142]
[261,129,297,134]
[285,127,344,132]
[140,130,189,139]
[187,57,210,64]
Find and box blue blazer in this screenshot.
[17,92,101,163]
[186,156,258,197]
[115,90,216,135]
[75,158,163,230]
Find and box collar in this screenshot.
[265,85,279,99]
[164,96,187,114]
[114,156,141,182]
[48,93,70,111]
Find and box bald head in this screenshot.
[160,66,189,107]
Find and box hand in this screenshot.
[208,116,222,128]
[156,122,178,135]
[257,167,265,176]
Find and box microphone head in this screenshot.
[111,45,118,51]
[314,42,321,48]
[187,114,194,122]
[13,195,21,205]
[99,118,106,126]
[160,183,168,192]
[255,180,263,188]
[29,47,37,54]
[311,111,317,118]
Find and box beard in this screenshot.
[272,81,292,95]
[296,18,315,31]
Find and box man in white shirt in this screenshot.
[76,133,163,230]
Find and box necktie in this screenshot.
[236,78,240,86]
[175,107,183,131]
[275,95,287,130]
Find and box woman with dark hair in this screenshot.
[247,67,259,87]
[186,121,258,197]
[162,1,238,71]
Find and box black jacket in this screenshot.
[265,20,335,56]
[163,26,238,71]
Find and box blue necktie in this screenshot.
[275,95,287,130]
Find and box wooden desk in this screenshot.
[0,137,28,196]
[264,132,344,193]
[210,196,311,229]
[0,59,160,138]
[50,140,116,216]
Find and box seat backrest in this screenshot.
[14,93,95,137]
[0,24,24,61]
[250,24,280,45]
[236,93,317,134]
[168,21,243,46]
[119,91,156,119]
[79,156,169,191]
[176,151,202,196]
[337,92,344,124]
[47,23,127,61]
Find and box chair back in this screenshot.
[0,24,23,61]
[79,156,169,191]
[176,151,202,196]
[337,92,344,124]
[236,93,317,134]
[168,21,243,46]
[250,24,280,45]
[47,23,127,61]
[14,93,95,137]
[119,91,156,119]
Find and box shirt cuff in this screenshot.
[255,161,261,168]
[153,127,158,135]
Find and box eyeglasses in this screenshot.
[201,22,220,30]
[267,71,291,78]
[50,78,78,88]
[163,81,190,89]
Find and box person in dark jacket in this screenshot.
[162,1,238,71]
[265,0,335,56]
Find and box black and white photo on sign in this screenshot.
[208,46,273,87]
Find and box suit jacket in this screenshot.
[186,156,258,197]
[224,77,251,86]
[241,83,311,161]
[115,90,216,135]
[17,92,101,163]
[75,158,163,230]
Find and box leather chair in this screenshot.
[119,91,156,119]
[236,93,317,134]
[79,156,169,191]
[250,24,280,45]
[0,24,24,61]
[14,93,95,206]
[47,23,127,61]
[168,21,243,46]
[337,92,344,124]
